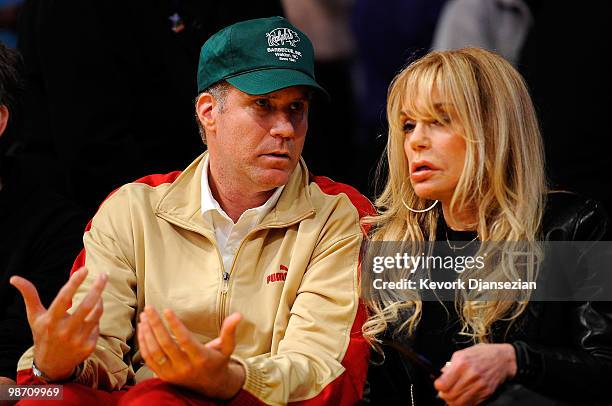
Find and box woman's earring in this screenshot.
[402,199,439,213]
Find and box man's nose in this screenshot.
[270,113,295,138]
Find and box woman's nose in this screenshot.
[408,122,430,150]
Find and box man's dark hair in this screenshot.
[194,80,230,145]
[0,42,25,155]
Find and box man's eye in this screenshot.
[403,121,416,133]
[289,102,304,112]
[255,99,270,108]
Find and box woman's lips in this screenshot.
[410,168,437,182]
[410,160,439,182]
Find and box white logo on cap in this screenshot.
[266,28,300,47]
[266,27,303,63]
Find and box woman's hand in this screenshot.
[434,343,517,406]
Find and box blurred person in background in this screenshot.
[350,0,448,198]
[16,0,283,217]
[283,0,360,188]
[0,42,85,391]
[432,0,532,67]
[518,1,612,239]
[0,0,22,48]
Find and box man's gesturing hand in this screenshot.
[10,268,107,381]
[138,307,245,400]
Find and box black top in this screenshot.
[410,221,478,403]
[0,156,86,379]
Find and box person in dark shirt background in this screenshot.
[0,42,86,386]
[518,0,612,240]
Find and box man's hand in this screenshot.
[434,343,517,406]
[137,307,245,399]
[0,377,17,406]
[9,268,107,381]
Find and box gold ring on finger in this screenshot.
[156,356,168,365]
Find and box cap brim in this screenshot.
[226,68,329,101]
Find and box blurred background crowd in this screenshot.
[1,0,610,216]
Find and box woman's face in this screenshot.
[402,105,466,204]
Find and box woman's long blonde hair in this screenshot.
[362,48,547,345]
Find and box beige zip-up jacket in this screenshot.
[17,153,372,405]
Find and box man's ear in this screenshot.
[196,93,216,136]
[0,105,9,138]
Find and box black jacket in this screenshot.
[0,156,86,380]
[364,192,612,405]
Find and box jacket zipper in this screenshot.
[218,271,230,330]
[157,210,316,333]
[215,210,315,331]
[151,215,227,332]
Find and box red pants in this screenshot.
[16,379,260,405]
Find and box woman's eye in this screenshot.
[430,114,451,126]
[403,121,416,133]
[437,114,451,125]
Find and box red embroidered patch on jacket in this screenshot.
[266,265,288,284]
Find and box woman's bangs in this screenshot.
[400,66,450,124]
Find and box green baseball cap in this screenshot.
[197,16,328,98]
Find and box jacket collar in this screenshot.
[155,151,315,235]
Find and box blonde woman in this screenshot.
[362,48,612,405]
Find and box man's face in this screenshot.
[0,105,8,138]
[204,85,310,194]
[0,105,9,166]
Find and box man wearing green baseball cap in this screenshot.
[196,15,328,97]
[13,16,371,405]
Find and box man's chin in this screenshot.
[257,169,293,189]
